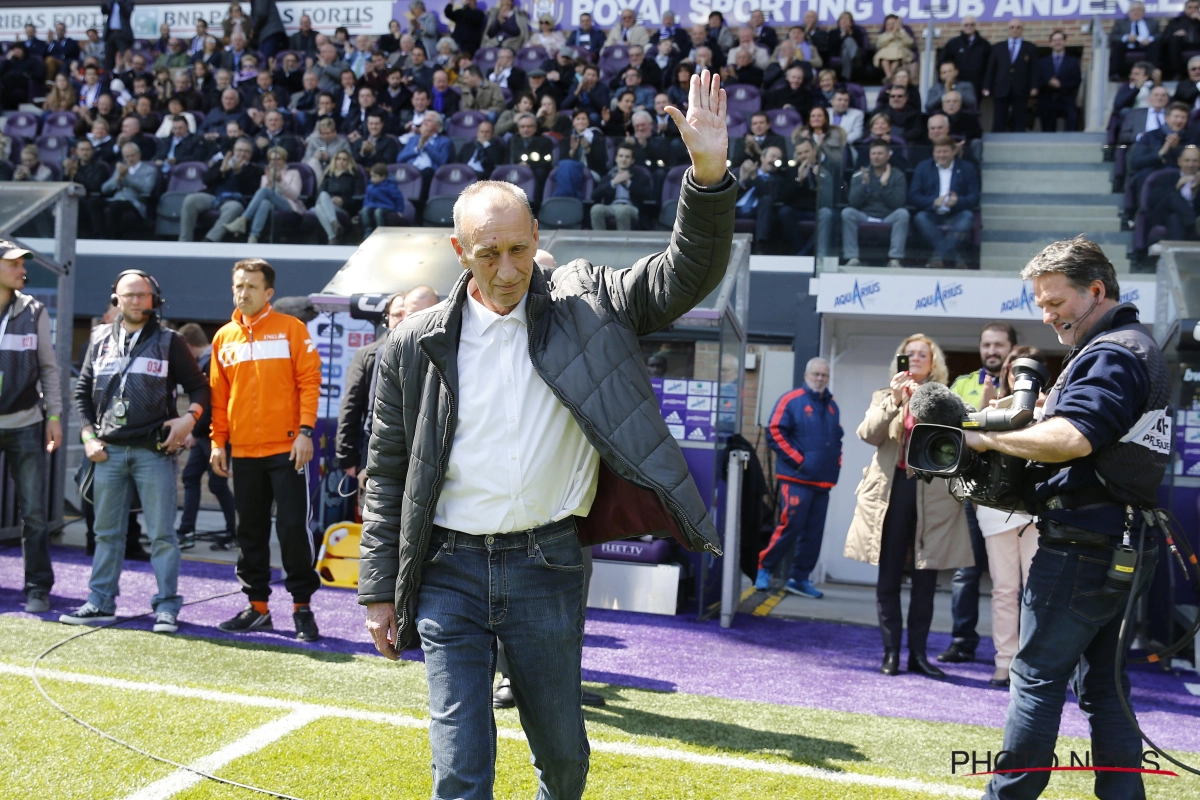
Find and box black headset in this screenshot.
[110,269,164,309]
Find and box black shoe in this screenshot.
[908,651,947,680]
[493,678,515,709]
[218,606,272,632]
[880,648,900,676]
[936,643,975,663]
[293,607,320,642]
[209,534,235,551]
[581,689,606,707]
[178,530,196,550]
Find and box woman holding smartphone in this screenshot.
[845,334,973,679]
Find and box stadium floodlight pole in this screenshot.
[720,448,749,628]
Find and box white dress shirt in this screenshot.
[433,289,600,535]
[936,162,954,213]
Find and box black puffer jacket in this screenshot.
[358,170,735,648]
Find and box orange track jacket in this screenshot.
[209,305,322,458]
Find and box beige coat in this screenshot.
[843,388,974,570]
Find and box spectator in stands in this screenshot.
[856,111,910,171]
[387,34,416,70]
[940,95,983,161]
[668,62,695,108]
[765,64,812,117]
[1110,1,1160,80]
[829,87,864,144]
[626,45,663,91]
[1114,60,1157,119]
[926,60,976,113]
[841,141,908,267]
[982,19,1037,132]
[46,21,81,79]
[721,46,764,88]
[221,32,250,75]
[537,93,570,136]
[652,93,680,137]
[313,42,351,94]
[0,44,45,109]
[101,142,156,232]
[352,111,399,167]
[830,12,863,81]
[811,67,837,107]
[602,89,636,137]
[1036,30,1081,132]
[652,39,681,88]
[345,35,373,79]
[764,38,806,91]
[64,270,205,632]
[195,35,223,70]
[155,39,190,71]
[1175,56,1200,109]
[312,149,364,243]
[883,83,923,141]
[446,0,486,56]
[459,65,506,122]
[732,111,787,167]
[43,73,79,116]
[846,334,970,680]
[690,44,718,75]
[155,115,207,173]
[202,69,232,112]
[154,96,199,136]
[778,24,822,71]
[496,91,536,136]
[175,323,238,549]
[747,9,777,53]
[683,26,723,70]
[458,120,501,179]
[188,19,211,57]
[734,145,783,253]
[625,109,671,171]
[15,144,52,184]
[529,14,567,59]
[272,52,304,96]
[774,138,833,256]
[404,45,436,90]
[1120,84,1171,144]
[1146,143,1200,241]
[508,112,554,180]
[64,140,109,237]
[204,87,251,135]
[222,146,305,243]
[562,108,608,174]
[290,14,319,55]
[252,110,300,161]
[246,68,290,111]
[483,0,531,50]
[303,90,340,137]
[488,47,526,92]
[874,14,914,79]
[910,136,980,269]
[76,63,107,114]
[341,85,379,137]
[566,13,604,62]
[940,16,989,93]
[606,8,649,47]
[179,138,262,241]
[397,111,450,199]
[430,69,459,116]
[755,356,840,597]
[361,162,407,235]
[652,10,690,54]
[793,105,846,161]
[398,87,435,140]
[86,117,115,161]
[332,27,352,58]
[591,143,650,230]
[525,68,557,106]
[563,64,609,124]
[876,67,919,114]
[614,65,657,107]
[83,28,106,67]
[109,116,157,162]
[1130,102,1193,196]
[706,11,736,53]
[405,0,439,56]
[172,72,204,112]
[333,69,358,119]
[1166,0,1200,79]
[289,70,321,117]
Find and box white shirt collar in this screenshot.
[465,287,528,338]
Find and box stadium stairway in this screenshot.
[979,131,1132,272]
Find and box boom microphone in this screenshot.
[909,382,972,427]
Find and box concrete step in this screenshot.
[982,169,1112,194]
[982,215,1123,232]
[982,203,1119,219]
[983,143,1104,164]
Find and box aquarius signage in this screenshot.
[833,279,881,310]
[914,281,963,312]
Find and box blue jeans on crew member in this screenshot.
[984,539,1157,800]
[417,518,589,800]
[0,423,53,595]
[87,445,182,616]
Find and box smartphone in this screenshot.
[897,355,910,373]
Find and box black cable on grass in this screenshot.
[30,581,310,800]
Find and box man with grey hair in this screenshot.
[1109,0,1161,80]
[754,357,841,598]
[396,111,451,200]
[361,71,734,800]
[964,235,1168,799]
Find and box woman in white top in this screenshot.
[978,345,1048,688]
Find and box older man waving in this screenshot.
[360,71,733,800]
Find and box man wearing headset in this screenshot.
[963,236,1168,800]
[62,270,208,634]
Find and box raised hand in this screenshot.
[664,69,728,187]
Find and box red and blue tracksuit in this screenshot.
[758,383,843,582]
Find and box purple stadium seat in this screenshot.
[41,112,77,139]
[155,161,209,237]
[726,111,747,139]
[490,164,538,202]
[4,112,39,139]
[845,82,867,113]
[516,45,548,71]
[475,47,500,71]
[35,135,70,165]
[599,45,630,77]
[130,40,154,58]
[765,107,803,140]
[726,85,761,118]
[539,164,595,229]
[446,110,486,140]
[388,163,425,203]
[191,110,206,129]
[383,197,417,227]
[657,165,688,227]
[167,161,208,193]
[423,164,478,225]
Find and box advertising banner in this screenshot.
[1177,364,1200,477]
[307,311,378,421]
[816,272,1158,323]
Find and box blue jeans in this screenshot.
[913,208,974,262]
[87,445,182,616]
[948,502,988,652]
[417,518,590,800]
[841,207,909,259]
[0,423,51,595]
[242,187,295,237]
[984,539,1158,800]
[757,481,830,583]
[362,207,388,236]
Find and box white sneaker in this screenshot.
[153,611,178,634]
[844,257,861,267]
[59,602,116,625]
[224,216,248,235]
[887,259,903,269]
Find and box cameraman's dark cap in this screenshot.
[0,240,32,261]
[528,68,547,77]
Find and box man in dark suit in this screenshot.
[910,136,980,269]
[1119,85,1171,144]
[507,113,554,185]
[1114,61,1159,122]
[154,115,209,172]
[457,120,504,178]
[614,45,661,93]
[939,16,990,94]
[101,0,134,71]
[46,22,81,78]
[1129,102,1194,196]
[289,15,319,56]
[731,111,788,167]
[341,86,383,138]
[1174,56,1200,108]
[445,0,486,57]
[590,143,653,230]
[720,48,764,88]
[220,33,250,74]
[1036,30,1082,132]
[1109,1,1161,80]
[429,70,460,117]
[734,145,784,254]
[565,13,604,62]
[251,0,287,60]
[351,112,399,166]
[749,10,779,53]
[982,19,1038,133]
[1165,0,1200,78]
[649,10,690,53]
[253,110,302,162]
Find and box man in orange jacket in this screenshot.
[209,258,324,641]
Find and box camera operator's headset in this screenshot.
[110,269,164,311]
[1057,285,1200,777]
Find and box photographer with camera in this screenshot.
[962,237,1167,800]
[844,334,973,680]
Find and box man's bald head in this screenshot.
[451,181,535,249]
[404,285,439,315]
[450,181,539,314]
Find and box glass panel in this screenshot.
[0,184,67,233]
[320,229,468,299]
[716,313,742,438]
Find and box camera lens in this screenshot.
[927,434,958,469]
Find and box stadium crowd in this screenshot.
[0,1,1135,266]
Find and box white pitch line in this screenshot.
[5,662,981,798]
[118,707,324,800]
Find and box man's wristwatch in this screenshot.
[299,426,314,438]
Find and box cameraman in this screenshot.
[966,236,1166,800]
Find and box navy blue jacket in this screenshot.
[908,157,980,212]
[1036,53,1081,96]
[768,383,842,489]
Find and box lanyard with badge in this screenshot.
[108,326,143,426]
